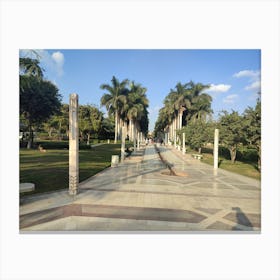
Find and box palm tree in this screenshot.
[184,82,212,122]
[126,82,148,141]
[100,76,129,143]
[154,81,212,138]
[20,57,44,78]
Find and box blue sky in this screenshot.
[20,49,261,130]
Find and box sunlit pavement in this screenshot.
[20,144,260,232]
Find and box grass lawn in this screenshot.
[20,143,130,194]
[200,152,261,180]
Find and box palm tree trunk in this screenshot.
[179,111,182,129]
[229,146,237,163]
[114,112,118,143]
[117,117,121,141]
[257,144,261,171]
[132,120,134,141]
[27,124,33,149]
[173,118,176,141]
[133,120,136,150]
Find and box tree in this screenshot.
[20,57,44,79]
[243,98,261,170]
[100,76,129,143]
[125,81,149,141]
[99,116,115,140]
[180,119,215,153]
[154,81,212,137]
[20,73,62,148]
[41,103,69,139]
[79,105,103,145]
[218,110,245,163]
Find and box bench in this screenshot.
[192,154,203,160]
[20,183,35,193]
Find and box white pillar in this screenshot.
[133,125,136,151]
[182,132,185,155]
[214,128,219,169]
[137,131,140,150]
[69,93,79,196]
[173,119,175,140]
[174,130,176,148]
[121,126,126,162]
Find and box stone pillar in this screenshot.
[182,132,185,155]
[121,126,126,162]
[137,132,140,150]
[69,93,79,196]
[133,126,136,151]
[174,130,176,148]
[214,128,219,169]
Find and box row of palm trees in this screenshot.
[100,76,149,143]
[154,81,212,140]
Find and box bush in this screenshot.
[35,141,91,150]
[36,141,68,149]
[201,145,258,164]
[237,148,258,162]
[218,146,231,160]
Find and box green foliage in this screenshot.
[20,57,62,148]
[20,57,44,79]
[180,120,215,152]
[99,117,115,140]
[79,104,103,143]
[20,76,61,125]
[100,76,129,117]
[35,141,90,150]
[154,80,212,136]
[100,76,149,140]
[126,81,149,135]
[218,110,245,163]
[243,99,261,169]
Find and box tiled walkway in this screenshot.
[20,144,261,232]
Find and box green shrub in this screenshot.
[36,141,91,150]
[237,148,258,162]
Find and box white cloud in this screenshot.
[52,51,64,64]
[223,94,238,104]
[207,84,231,93]
[233,70,260,79]
[245,80,261,91]
[233,69,261,92]
[20,49,65,77]
[51,51,64,76]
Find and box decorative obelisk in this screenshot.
[214,128,219,169]
[182,132,186,155]
[69,93,79,195]
[137,132,140,150]
[121,126,126,162]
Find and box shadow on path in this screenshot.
[231,207,253,230]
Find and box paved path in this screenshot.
[20,144,260,232]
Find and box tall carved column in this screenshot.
[137,131,140,150]
[121,126,126,162]
[69,93,79,196]
[214,129,219,169]
[182,132,186,155]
